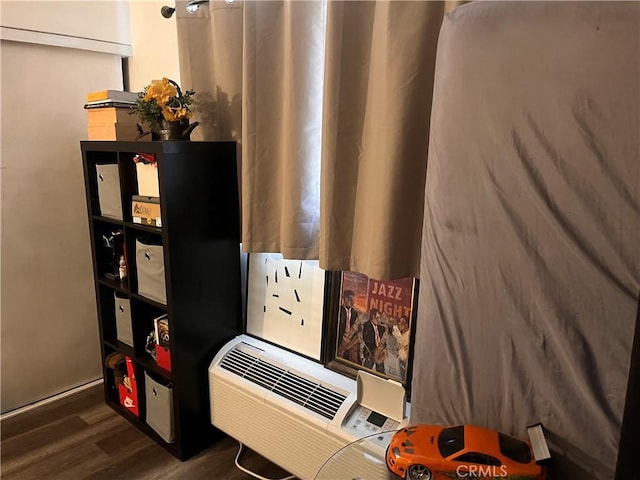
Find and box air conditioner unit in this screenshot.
[208,334,410,480]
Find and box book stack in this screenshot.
[154,313,171,371]
[85,89,141,141]
[154,313,170,348]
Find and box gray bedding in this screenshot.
[411,3,640,478]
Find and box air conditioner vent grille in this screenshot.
[219,347,347,420]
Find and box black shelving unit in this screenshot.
[81,140,243,460]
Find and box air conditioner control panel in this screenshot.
[342,404,403,445]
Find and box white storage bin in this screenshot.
[136,238,166,305]
[114,292,133,346]
[96,164,122,219]
[144,372,174,443]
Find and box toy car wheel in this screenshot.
[406,464,432,480]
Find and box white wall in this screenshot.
[0,0,132,413]
[127,1,181,91]
[0,0,182,414]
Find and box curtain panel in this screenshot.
[320,1,446,279]
[242,1,326,259]
[176,0,243,141]
[412,2,640,477]
[176,1,457,279]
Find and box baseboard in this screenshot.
[0,378,103,421]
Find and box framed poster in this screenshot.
[323,271,419,393]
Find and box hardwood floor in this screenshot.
[1,385,296,480]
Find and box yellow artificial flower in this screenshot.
[176,107,191,119]
[162,107,179,122]
[163,106,192,122]
[143,78,177,105]
[134,77,196,127]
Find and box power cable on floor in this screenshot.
[234,441,297,480]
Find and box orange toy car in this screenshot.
[386,424,549,480]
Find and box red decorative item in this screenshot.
[118,356,139,417]
[133,152,157,165]
[156,345,172,372]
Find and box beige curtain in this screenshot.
[320,1,446,279]
[176,0,243,141]
[176,0,460,280]
[241,1,327,259]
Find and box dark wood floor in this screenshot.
[1,385,296,480]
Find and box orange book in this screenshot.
[87,106,139,125]
[87,123,140,141]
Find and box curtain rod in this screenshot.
[161,0,209,18]
[161,0,236,18]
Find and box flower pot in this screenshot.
[151,119,199,141]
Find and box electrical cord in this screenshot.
[234,441,297,480]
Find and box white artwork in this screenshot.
[246,253,326,360]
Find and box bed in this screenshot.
[411,3,640,478]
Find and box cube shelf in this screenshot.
[81,140,243,460]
